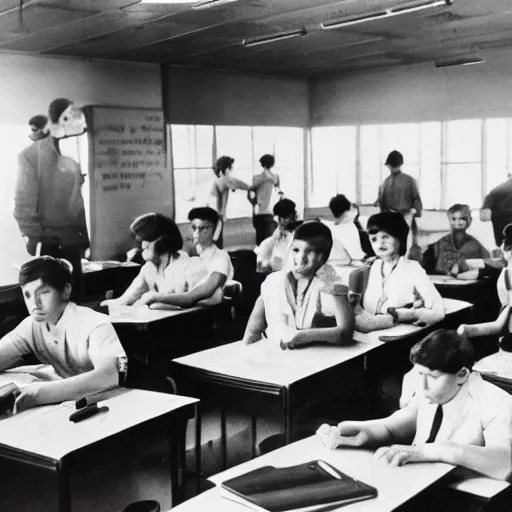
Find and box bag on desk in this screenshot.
[0,383,20,415]
[220,460,377,512]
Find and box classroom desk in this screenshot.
[170,298,472,471]
[0,388,198,511]
[171,435,455,512]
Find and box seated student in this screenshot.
[0,257,125,412]
[422,204,490,278]
[324,194,367,265]
[101,213,207,308]
[317,329,512,481]
[255,198,298,273]
[351,212,445,333]
[243,221,354,349]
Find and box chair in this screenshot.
[480,372,512,395]
[119,500,160,512]
[223,279,243,321]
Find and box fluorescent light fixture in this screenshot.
[192,0,239,9]
[139,1,198,3]
[242,27,307,48]
[435,56,485,68]
[321,0,452,30]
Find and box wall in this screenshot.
[310,48,512,125]
[166,66,310,127]
[0,53,162,285]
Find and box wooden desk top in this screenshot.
[172,436,454,512]
[429,275,480,286]
[172,298,472,388]
[108,304,202,324]
[0,388,197,461]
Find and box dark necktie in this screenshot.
[425,404,443,443]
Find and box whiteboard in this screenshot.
[87,107,173,260]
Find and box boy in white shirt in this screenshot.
[318,329,512,481]
[244,221,354,349]
[0,257,126,412]
[325,194,367,265]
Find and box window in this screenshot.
[171,124,305,222]
[310,127,356,207]
[444,119,482,208]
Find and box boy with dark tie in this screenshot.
[317,329,512,480]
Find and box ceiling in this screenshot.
[1,0,512,77]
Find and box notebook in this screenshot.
[220,460,378,512]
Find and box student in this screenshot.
[317,329,512,481]
[474,335,512,375]
[256,198,298,273]
[101,213,207,308]
[243,221,354,349]
[376,150,422,253]
[422,204,489,277]
[324,194,367,265]
[250,154,283,245]
[209,156,251,248]
[480,173,512,246]
[150,206,233,307]
[28,114,48,142]
[350,212,444,333]
[0,257,125,412]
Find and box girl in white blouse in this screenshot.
[351,212,445,333]
[101,213,207,308]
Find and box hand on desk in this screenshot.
[100,298,123,309]
[13,384,40,414]
[316,422,370,450]
[137,291,161,306]
[373,444,438,467]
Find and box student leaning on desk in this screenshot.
[0,257,126,412]
[350,212,445,333]
[243,221,354,349]
[317,330,512,481]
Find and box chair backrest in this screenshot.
[480,372,512,395]
[119,500,160,512]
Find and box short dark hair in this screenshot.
[130,213,183,255]
[213,156,234,177]
[329,194,352,218]
[19,256,72,292]
[273,198,296,218]
[385,150,404,167]
[293,221,333,262]
[259,154,275,169]
[28,115,48,129]
[188,206,219,227]
[367,211,409,256]
[410,329,475,373]
[447,203,471,219]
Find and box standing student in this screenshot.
[376,150,422,253]
[0,257,126,412]
[318,329,512,481]
[14,98,89,299]
[250,154,283,245]
[481,174,512,246]
[209,156,251,248]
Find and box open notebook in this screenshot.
[220,460,377,512]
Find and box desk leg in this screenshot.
[168,420,180,506]
[220,408,228,470]
[57,460,71,512]
[195,403,202,495]
[251,415,257,459]
[284,391,291,445]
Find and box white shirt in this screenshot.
[197,244,234,281]
[0,303,125,379]
[261,269,346,342]
[140,250,207,294]
[256,229,293,271]
[325,220,366,263]
[497,268,512,308]
[363,257,444,316]
[475,351,512,376]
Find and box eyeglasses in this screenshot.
[190,224,213,233]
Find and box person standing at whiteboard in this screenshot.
[209,155,251,248]
[14,98,88,299]
[249,154,284,245]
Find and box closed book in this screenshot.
[220,460,377,512]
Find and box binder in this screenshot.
[220,460,378,512]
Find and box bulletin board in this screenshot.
[86,106,173,260]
